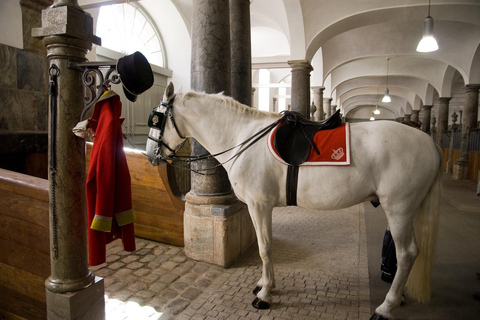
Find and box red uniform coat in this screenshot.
[86,91,136,266]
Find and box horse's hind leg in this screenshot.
[247,201,275,309]
[372,211,418,320]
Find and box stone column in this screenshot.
[331,104,337,116]
[421,105,433,133]
[411,110,420,123]
[230,0,251,106]
[288,60,313,117]
[404,114,411,121]
[399,116,405,123]
[436,97,451,146]
[273,97,277,112]
[446,112,459,174]
[186,0,255,268]
[32,1,104,319]
[324,97,333,118]
[312,86,325,120]
[251,87,256,108]
[454,85,480,179]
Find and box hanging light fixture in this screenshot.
[374,105,380,115]
[370,112,375,121]
[382,58,391,103]
[416,0,439,52]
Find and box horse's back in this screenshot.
[296,121,441,210]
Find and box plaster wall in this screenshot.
[0,0,24,49]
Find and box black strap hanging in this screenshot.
[48,64,60,259]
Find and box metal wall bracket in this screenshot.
[68,61,121,121]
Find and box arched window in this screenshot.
[96,3,165,67]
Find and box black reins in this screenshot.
[147,97,284,175]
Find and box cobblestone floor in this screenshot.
[91,204,371,320]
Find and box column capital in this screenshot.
[411,110,420,114]
[324,97,333,102]
[32,4,101,46]
[288,59,313,72]
[311,86,325,93]
[438,97,452,103]
[422,105,433,110]
[464,84,480,93]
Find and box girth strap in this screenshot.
[286,165,299,206]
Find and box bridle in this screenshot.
[147,95,286,175]
[147,95,187,160]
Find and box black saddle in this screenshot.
[274,110,342,166]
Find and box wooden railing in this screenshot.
[0,169,50,319]
[0,146,186,318]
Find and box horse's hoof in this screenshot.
[252,286,262,295]
[369,313,389,320]
[252,297,270,310]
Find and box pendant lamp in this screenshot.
[374,105,380,115]
[382,58,391,103]
[416,0,439,52]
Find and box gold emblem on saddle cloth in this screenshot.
[331,147,345,160]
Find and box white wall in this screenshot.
[0,0,23,49]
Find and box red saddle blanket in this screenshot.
[268,123,351,166]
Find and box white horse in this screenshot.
[146,83,443,320]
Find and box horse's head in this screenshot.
[146,82,186,165]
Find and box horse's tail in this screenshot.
[405,144,443,302]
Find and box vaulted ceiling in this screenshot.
[79,0,480,120]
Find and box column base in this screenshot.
[184,193,256,268]
[453,163,469,180]
[46,276,105,320]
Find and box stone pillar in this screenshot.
[331,104,337,116]
[454,85,480,179]
[273,97,277,112]
[310,101,316,120]
[312,86,325,120]
[436,97,451,146]
[421,105,433,133]
[32,1,104,319]
[288,60,313,117]
[230,0,251,106]
[251,87,256,108]
[446,112,459,174]
[186,0,255,268]
[324,97,333,118]
[411,110,420,123]
[404,114,411,121]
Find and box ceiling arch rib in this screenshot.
[339,86,418,110]
[329,57,447,98]
[335,76,430,103]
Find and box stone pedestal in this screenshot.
[32,1,104,319]
[421,105,433,133]
[184,193,256,267]
[46,277,105,320]
[288,60,313,117]
[454,85,479,179]
[312,86,325,120]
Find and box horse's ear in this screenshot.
[164,82,174,102]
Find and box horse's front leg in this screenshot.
[247,201,275,309]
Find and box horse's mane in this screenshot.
[182,91,280,120]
